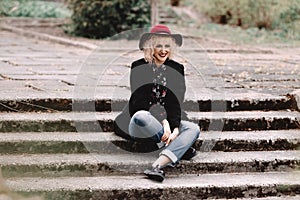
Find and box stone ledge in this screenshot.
[5,171,300,199]
[0,95,296,112]
[1,151,299,177]
[0,24,97,50]
[0,111,299,132]
[0,130,299,153]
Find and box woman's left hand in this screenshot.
[166,128,179,146]
[161,119,171,142]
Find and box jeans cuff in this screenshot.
[157,141,165,149]
[160,149,178,163]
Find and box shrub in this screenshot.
[185,0,300,39]
[65,0,151,39]
[0,0,71,18]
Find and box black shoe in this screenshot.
[181,147,197,160]
[144,165,165,182]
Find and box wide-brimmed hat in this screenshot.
[139,24,182,50]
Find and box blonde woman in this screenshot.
[114,24,200,182]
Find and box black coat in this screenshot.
[114,58,187,140]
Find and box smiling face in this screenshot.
[153,43,171,66]
[152,36,174,66]
[143,35,176,65]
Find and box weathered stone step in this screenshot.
[0,130,299,154]
[1,150,299,177]
[0,95,296,112]
[0,111,299,132]
[222,196,300,200]
[188,111,300,131]
[5,171,300,199]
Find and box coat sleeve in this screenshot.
[165,63,186,130]
[129,60,151,117]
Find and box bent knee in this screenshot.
[192,125,200,139]
[131,110,150,127]
[194,124,200,137]
[183,121,200,138]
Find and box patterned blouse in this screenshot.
[150,64,167,119]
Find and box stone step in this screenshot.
[0,130,299,154]
[188,110,300,131]
[222,196,300,200]
[0,111,299,132]
[5,171,300,199]
[0,150,299,177]
[0,95,296,112]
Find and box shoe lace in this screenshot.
[153,165,163,173]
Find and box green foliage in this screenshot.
[0,0,71,18]
[195,23,300,45]
[184,0,300,40]
[65,0,151,39]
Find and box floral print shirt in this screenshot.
[150,64,167,119]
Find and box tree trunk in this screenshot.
[170,0,180,6]
[151,0,158,26]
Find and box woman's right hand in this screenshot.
[161,119,171,142]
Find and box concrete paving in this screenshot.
[0,19,300,110]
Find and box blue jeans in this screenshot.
[129,110,200,164]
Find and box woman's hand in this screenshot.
[161,119,171,142]
[166,128,179,146]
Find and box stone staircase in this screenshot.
[0,95,299,199]
[157,1,202,27]
[0,19,300,199]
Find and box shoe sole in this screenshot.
[144,170,165,182]
[146,173,165,182]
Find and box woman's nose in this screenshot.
[161,46,168,52]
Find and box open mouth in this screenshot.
[159,53,168,58]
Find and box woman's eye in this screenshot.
[155,44,170,48]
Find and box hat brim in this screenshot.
[139,33,182,50]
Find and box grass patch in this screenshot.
[0,0,71,18]
[197,23,300,46]
[181,0,300,46]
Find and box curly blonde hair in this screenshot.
[142,35,177,63]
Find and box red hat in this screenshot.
[139,24,183,50]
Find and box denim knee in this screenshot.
[183,121,200,139]
[131,110,150,127]
[193,124,200,138]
